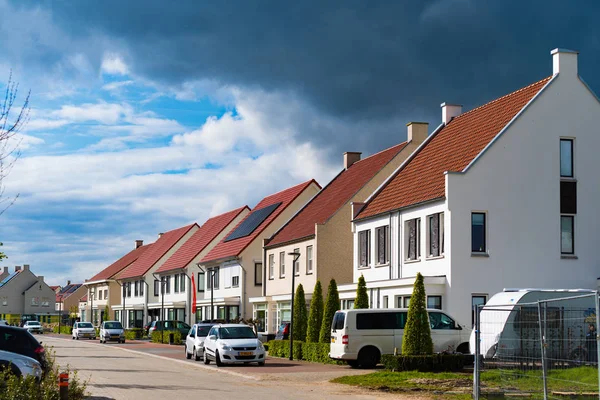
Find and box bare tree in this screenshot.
[0,72,31,260]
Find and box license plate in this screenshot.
[331,337,336,343]
[82,333,90,336]
[239,352,253,356]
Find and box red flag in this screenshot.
[191,274,197,314]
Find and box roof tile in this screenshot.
[358,77,552,219]
[88,243,152,282]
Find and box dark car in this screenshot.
[275,322,290,340]
[147,320,191,338]
[0,326,47,371]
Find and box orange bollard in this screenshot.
[58,372,68,400]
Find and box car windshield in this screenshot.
[219,326,256,339]
[197,326,212,336]
[104,322,122,329]
[27,322,40,326]
[78,323,93,328]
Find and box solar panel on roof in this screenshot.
[0,272,17,287]
[225,202,282,242]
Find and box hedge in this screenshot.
[265,340,344,365]
[52,325,72,334]
[124,328,144,340]
[151,330,182,345]
[381,354,467,372]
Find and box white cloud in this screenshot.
[17,134,45,150]
[102,80,134,91]
[52,102,130,125]
[101,53,129,75]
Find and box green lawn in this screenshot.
[331,367,598,396]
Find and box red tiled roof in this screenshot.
[117,224,197,280]
[156,206,250,274]
[201,180,320,263]
[268,142,409,247]
[49,286,60,291]
[88,243,152,282]
[358,77,552,219]
[79,294,88,302]
[56,283,83,302]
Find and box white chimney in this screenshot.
[135,240,144,249]
[551,48,578,76]
[344,152,361,169]
[406,122,428,144]
[158,233,164,239]
[441,103,462,124]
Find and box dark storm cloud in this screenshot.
[12,0,600,152]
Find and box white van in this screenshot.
[329,308,471,368]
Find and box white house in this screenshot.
[340,49,600,339]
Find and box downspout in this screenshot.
[142,279,149,326]
[114,280,125,327]
[183,269,193,325]
[237,257,247,320]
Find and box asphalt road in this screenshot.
[44,336,396,400]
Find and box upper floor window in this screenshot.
[293,248,300,276]
[165,276,171,294]
[139,281,144,297]
[471,212,486,253]
[405,218,421,261]
[268,254,275,280]
[306,245,313,274]
[174,274,180,293]
[207,267,219,289]
[427,212,444,258]
[375,226,389,265]
[154,279,159,296]
[197,272,205,292]
[180,273,185,292]
[232,275,240,288]
[560,139,573,178]
[126,282,132,297]
[358,230,371,267]
[427,295,442,310]
[561,216,575,255]
[254,262,262,286]
[134,281,139,297]
[279,252,285,278]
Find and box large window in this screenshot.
[427,212,444,257]
[134,281,139,297]
[254,262,262,286]
[126,282,131,297]
[358,230,371,267]
[174,274,180,293]
[306,245,313,274]
[471,213,486,253]
[560,139,573,177]
[293,248,300,276]
[561,216,575,254]
[268,254,275,280]
[154,279,159,296]
[279,252,285,278]
[405,218,421,261]
[197,272,205,292]
[427,295,442,310]
[376,226,389,264]
[139,281,144,296]
[180,273,185,292]
[165,276,171,294]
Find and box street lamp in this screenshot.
[288,251,301,361]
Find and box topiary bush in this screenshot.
[354,275,369,309]
[151,330,182,345]
[306,280,323,343]
[320,279,340,343]
[292,284,307,342]
[402,272,433,355]
[125,328,144,340]
[381,354,466,372]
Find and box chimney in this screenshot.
[158,233,164,239]
[406,122,428,145]
[23,264,30,271]
[15,266,21,272]
[551,48,578,76]
[3,267,7,274]
[67,280,71,285]
[441,103,462,124]
[38,276,44,282]
[351,202,366,219]
[344,152,362,169]
[135,240,144,249]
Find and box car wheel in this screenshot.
[347,360,359,368]
[185,345,191,359]
[203,353,210,365]
[193,348,201,362]
[122,339,126,344]
[258,361,265,366]
[215,350,223,367]
[76,336,79,340]
[357,347,380,369]
[72,336,75,340]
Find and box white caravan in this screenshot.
[470,289,597,362]
[329,308,471,368]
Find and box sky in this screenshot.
[0,0,599,286]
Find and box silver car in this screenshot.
[0,349,42,380]
[99,321,125,343]
[72,322,96,340]
[22,321,43,334]
[185,323,214,361]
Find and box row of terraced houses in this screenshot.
[80,49,600,337]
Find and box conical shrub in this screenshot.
[306,280,323,343]
[401,272,433,355]
[320,279,340,343]
[354,275,369,309]
[292,283,307,341]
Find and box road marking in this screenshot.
[46,336,260,381]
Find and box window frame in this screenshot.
[427,295,442,310]
[268,254,275,280]
[165,276,170,294]
[427,212,444,258]
[560,215,575,255]
[375,225,390,265]
[306,245,313,274]
[358,229,371,268]
[405,218,421,261]
[293,248,300,276]
[232,275,240,288]
[472,295,487,326]
[197,272,205,292]
[471,212,487,254]
[254,262,262,286]
[279,251,285,278]
[174,274,180,293]
[153,280,159,296]
[180,273,185,292]
[134,281,139,297]
[139,280,144,296]
[560,138,574,178]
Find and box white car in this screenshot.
[185,323,214,361]
[0,349,42,381]
[203,324,266,366]
[22,321,43,334]
[72,322,96,340]
[99,321,125,343]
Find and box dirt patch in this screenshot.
[407,378,473,392]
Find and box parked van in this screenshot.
[329,308,471,368]
[470,289,596,362]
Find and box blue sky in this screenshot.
[0,0,599,285]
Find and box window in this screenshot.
[126,282,131,297]
[405,218,421,260]
[382,296,388,309]
[356,312,407,330]
[232,275,239,287]
[104,289,108,299]
[279,252,285,278]
[212,268,219,289]
[471,213,486,253]
[134,281,139,297]
[358,230,371,267]
[268,254,275,280]
[306,245,313,274]
[429,312,456,330]
[560,139,573,177]
[197,272,205,292]
[154,280,159,296]
[427,212,444,257]
[174,274,180,293]
[427,296,442,310]
[165,276,170,294]
[254,263,262,286]
[403,296,411,308]
[139,281,144,296]
[472,295,487,326]
[560,181,577,214]
[180,273,185,292]
[375,226,389,264]
[98,290,103,300]
[561,216,574,254]
[293,248,300,276]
